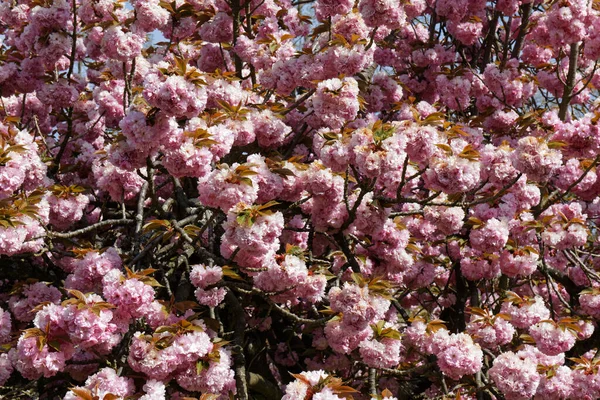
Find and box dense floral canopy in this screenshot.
[2,0,600,399]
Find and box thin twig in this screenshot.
[282,88,316,115]
[49,219,135,239]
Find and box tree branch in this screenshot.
[225,290,249,400]
[558,42,580,121]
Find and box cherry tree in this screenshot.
[2,0,600,399]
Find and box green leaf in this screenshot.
[236,211,254,227]
[196,360,210,375]
[222,266,244,281]
[372,120,395,144]
[380,327,402,340]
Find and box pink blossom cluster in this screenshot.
[127,326,212,380]
[467,314,515,348]
[10,289,125,381]
[47,192,90,231]
[102,269,156,320]
[64,247,123,293]
[9,282,62,322]
[432,330,483,380]
[324,283,390,354]
[197,163,260,212]
[283,370,352,400]
[489,351,541,400]
[189,264,226,307]
[64,368,135,400]
[0,128,48,256]
[4,0,600,398]
[308,78,361,130]
[540,202,588,250]
[220,206,284,269]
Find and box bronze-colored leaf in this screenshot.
[69,387,94,400]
